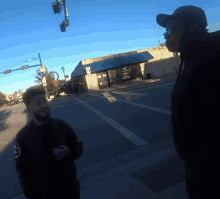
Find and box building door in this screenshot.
[97,72,109,89]
[146,73,152,79]
[85,74,99,90]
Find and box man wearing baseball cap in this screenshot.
[157,5,220,199]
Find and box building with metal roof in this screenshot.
[70,46,180,90]
[71,50,154,80]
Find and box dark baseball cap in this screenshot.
[156,5,208,29]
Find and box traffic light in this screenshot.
[52,1,62,14]
[4,69,12,74]
[60,21,66,32]
[64,19,69,27]
[21,65,28,70]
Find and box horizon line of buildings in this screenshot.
[2,45,179,100]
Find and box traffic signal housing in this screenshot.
[21,65,28,70]
[4,69,12,74]
[60,21,67,32]
[52,1,62,14]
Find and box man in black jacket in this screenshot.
[14,87,83,199]
[157,5,220,199]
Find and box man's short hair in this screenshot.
[22,87,46,106]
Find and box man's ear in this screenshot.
[26,104,33,115]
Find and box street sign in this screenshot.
[86,66,91,74]
[42,77,47,86]
[40,66,46,72]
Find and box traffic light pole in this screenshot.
[45,84,49,99]
[63,0,67,20]
[0,53,43,75]
[38,53,43,67]
[38,53,49,98]
[52,0,69,32]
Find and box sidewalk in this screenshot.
[74,73,178,100]
[98,73,178,92]
[9,137,189,199]
[47,73,178,104]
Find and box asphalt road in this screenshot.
[0,77,176,199]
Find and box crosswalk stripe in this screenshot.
[74,98,149,146]
[111,91,149,96]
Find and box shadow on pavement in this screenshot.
[0,105,30,199]
[0,135,23,199]
[0,109,12,133]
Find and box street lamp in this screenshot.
[61,66,65,78]
[61,66,69,96]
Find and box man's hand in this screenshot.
[52,146,71,160]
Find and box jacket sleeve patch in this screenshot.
[14,142,21,158]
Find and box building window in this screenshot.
[97,75,101,78]
[103,74,107,77]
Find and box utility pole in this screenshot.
[37,53,49,99]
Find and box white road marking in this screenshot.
[111,91,149,96]
[113,82,167,91]
[102,92,117,102]
[118,99,171,115]
[99,95,171,115]
[167,82,175,86]
[74,98,149,146]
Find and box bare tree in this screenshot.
[32,67,56,95]
[32,67,51,85]
[0,92,6,105]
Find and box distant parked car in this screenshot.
[3,104,8,107]
[14,100,19,104]
[9,101,14,106]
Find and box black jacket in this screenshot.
[171,30,220,162]
[14,117,83,198]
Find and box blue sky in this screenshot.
[0,0,219,94]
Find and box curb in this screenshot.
[97,74,178,92]
[78,147,177,190]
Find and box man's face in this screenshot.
[27,94,51,121]
[164,19,185,52]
